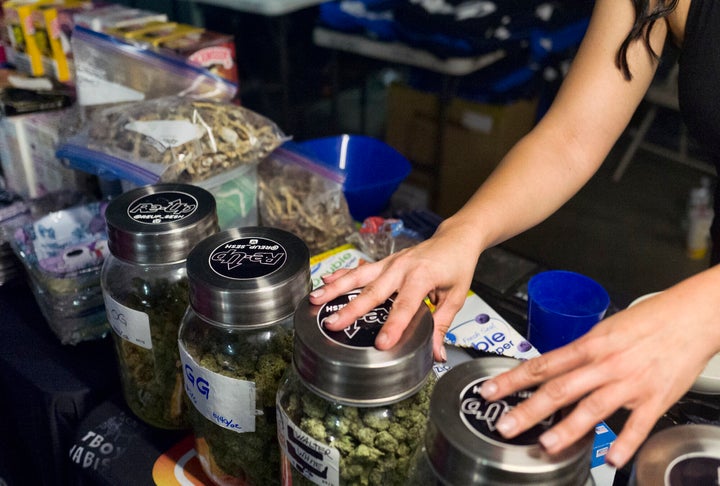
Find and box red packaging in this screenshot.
[157,29,238,86]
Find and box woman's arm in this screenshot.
[311,0,669,360]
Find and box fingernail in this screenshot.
[496,415,516,435]
[376,332,389,348]
[439,346,447,362]
[480,381,497,398]
[605,448,622,469]
[540,431,559,450]
[323,313,338,326]
[309,288,324,299]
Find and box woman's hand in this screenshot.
[309,218,484,362]
[479,276,720,469]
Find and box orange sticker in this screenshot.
[151,434,211,486]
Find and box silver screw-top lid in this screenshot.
[186,226,311,327]
[293,290,434,406]
[105,183,218,264]
[630,424,720,486]
[425,357,594,486]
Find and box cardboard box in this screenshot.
[385,83,538,217]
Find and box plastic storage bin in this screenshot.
[295,135,412,221]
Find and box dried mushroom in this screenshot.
[258,150,355,255]
[86,97,286,183]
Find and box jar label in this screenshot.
[459,378,556,446]
[667,454,720,484]
[277,405,340,485]
[209,237,287,279]
[318,291,392,348]
[126,191,198,224]
[178,341,257,433]
[103,293,153,349]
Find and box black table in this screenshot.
[0,281,119,486]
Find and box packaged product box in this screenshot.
[105,20,180,41]
[124,22,202,45]
[309,244,373,290]
[385,82,538,217]
[31,1,94,83]
[3,0,48,76]
[0,108,93,197]
[144,26,238,86]
[104,21,237,85]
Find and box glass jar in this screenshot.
[101,184,218,429]
[276,290,436,486]
[179,227,311,486]
[630,424,720,486]
[407,357,595,486]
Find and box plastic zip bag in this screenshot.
[258,145,355,255]
[56,96,288,185]
[71,25,237,109]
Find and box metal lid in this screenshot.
[186,226,311,326]
[425,357,594,486]
[630,424,720,486]
[105,183,218,264]
[292,290,434,406]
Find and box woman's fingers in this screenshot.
[491,353,609,437]
[310,261,386,303]
[481,339,592,400]
[605,404,664,468]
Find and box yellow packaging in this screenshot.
[3,0,50,76]
[105,21,178,41]
[31,5,67,81]
[132,23,204,48]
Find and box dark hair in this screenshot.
[616,0,678,79]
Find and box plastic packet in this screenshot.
[71,25,237,110]
[56,96,288,185]
[349,216,423,260]
[258,146,355,255]
[10,198,110,345]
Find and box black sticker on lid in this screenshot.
[668,455,720,485]
[127,191,198,224]
[209,237,286,279]
[319,291,392,347]
[459,378,556,446]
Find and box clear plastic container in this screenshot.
[178,227,311,485]
[276,290,435,485]
[10,198,111,344]
[101,184,218,429]
[407,357,595,486]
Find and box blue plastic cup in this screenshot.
[527,270,610,353]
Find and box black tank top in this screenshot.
[678,0,720,263]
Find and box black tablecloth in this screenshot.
[0,281,119,486]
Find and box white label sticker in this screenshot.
[103,293,153,349]
[179,341,257,433]
[8,74,54,91]
[277,406,340,486]
[75,71,145,106]
[124,120,205,150]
